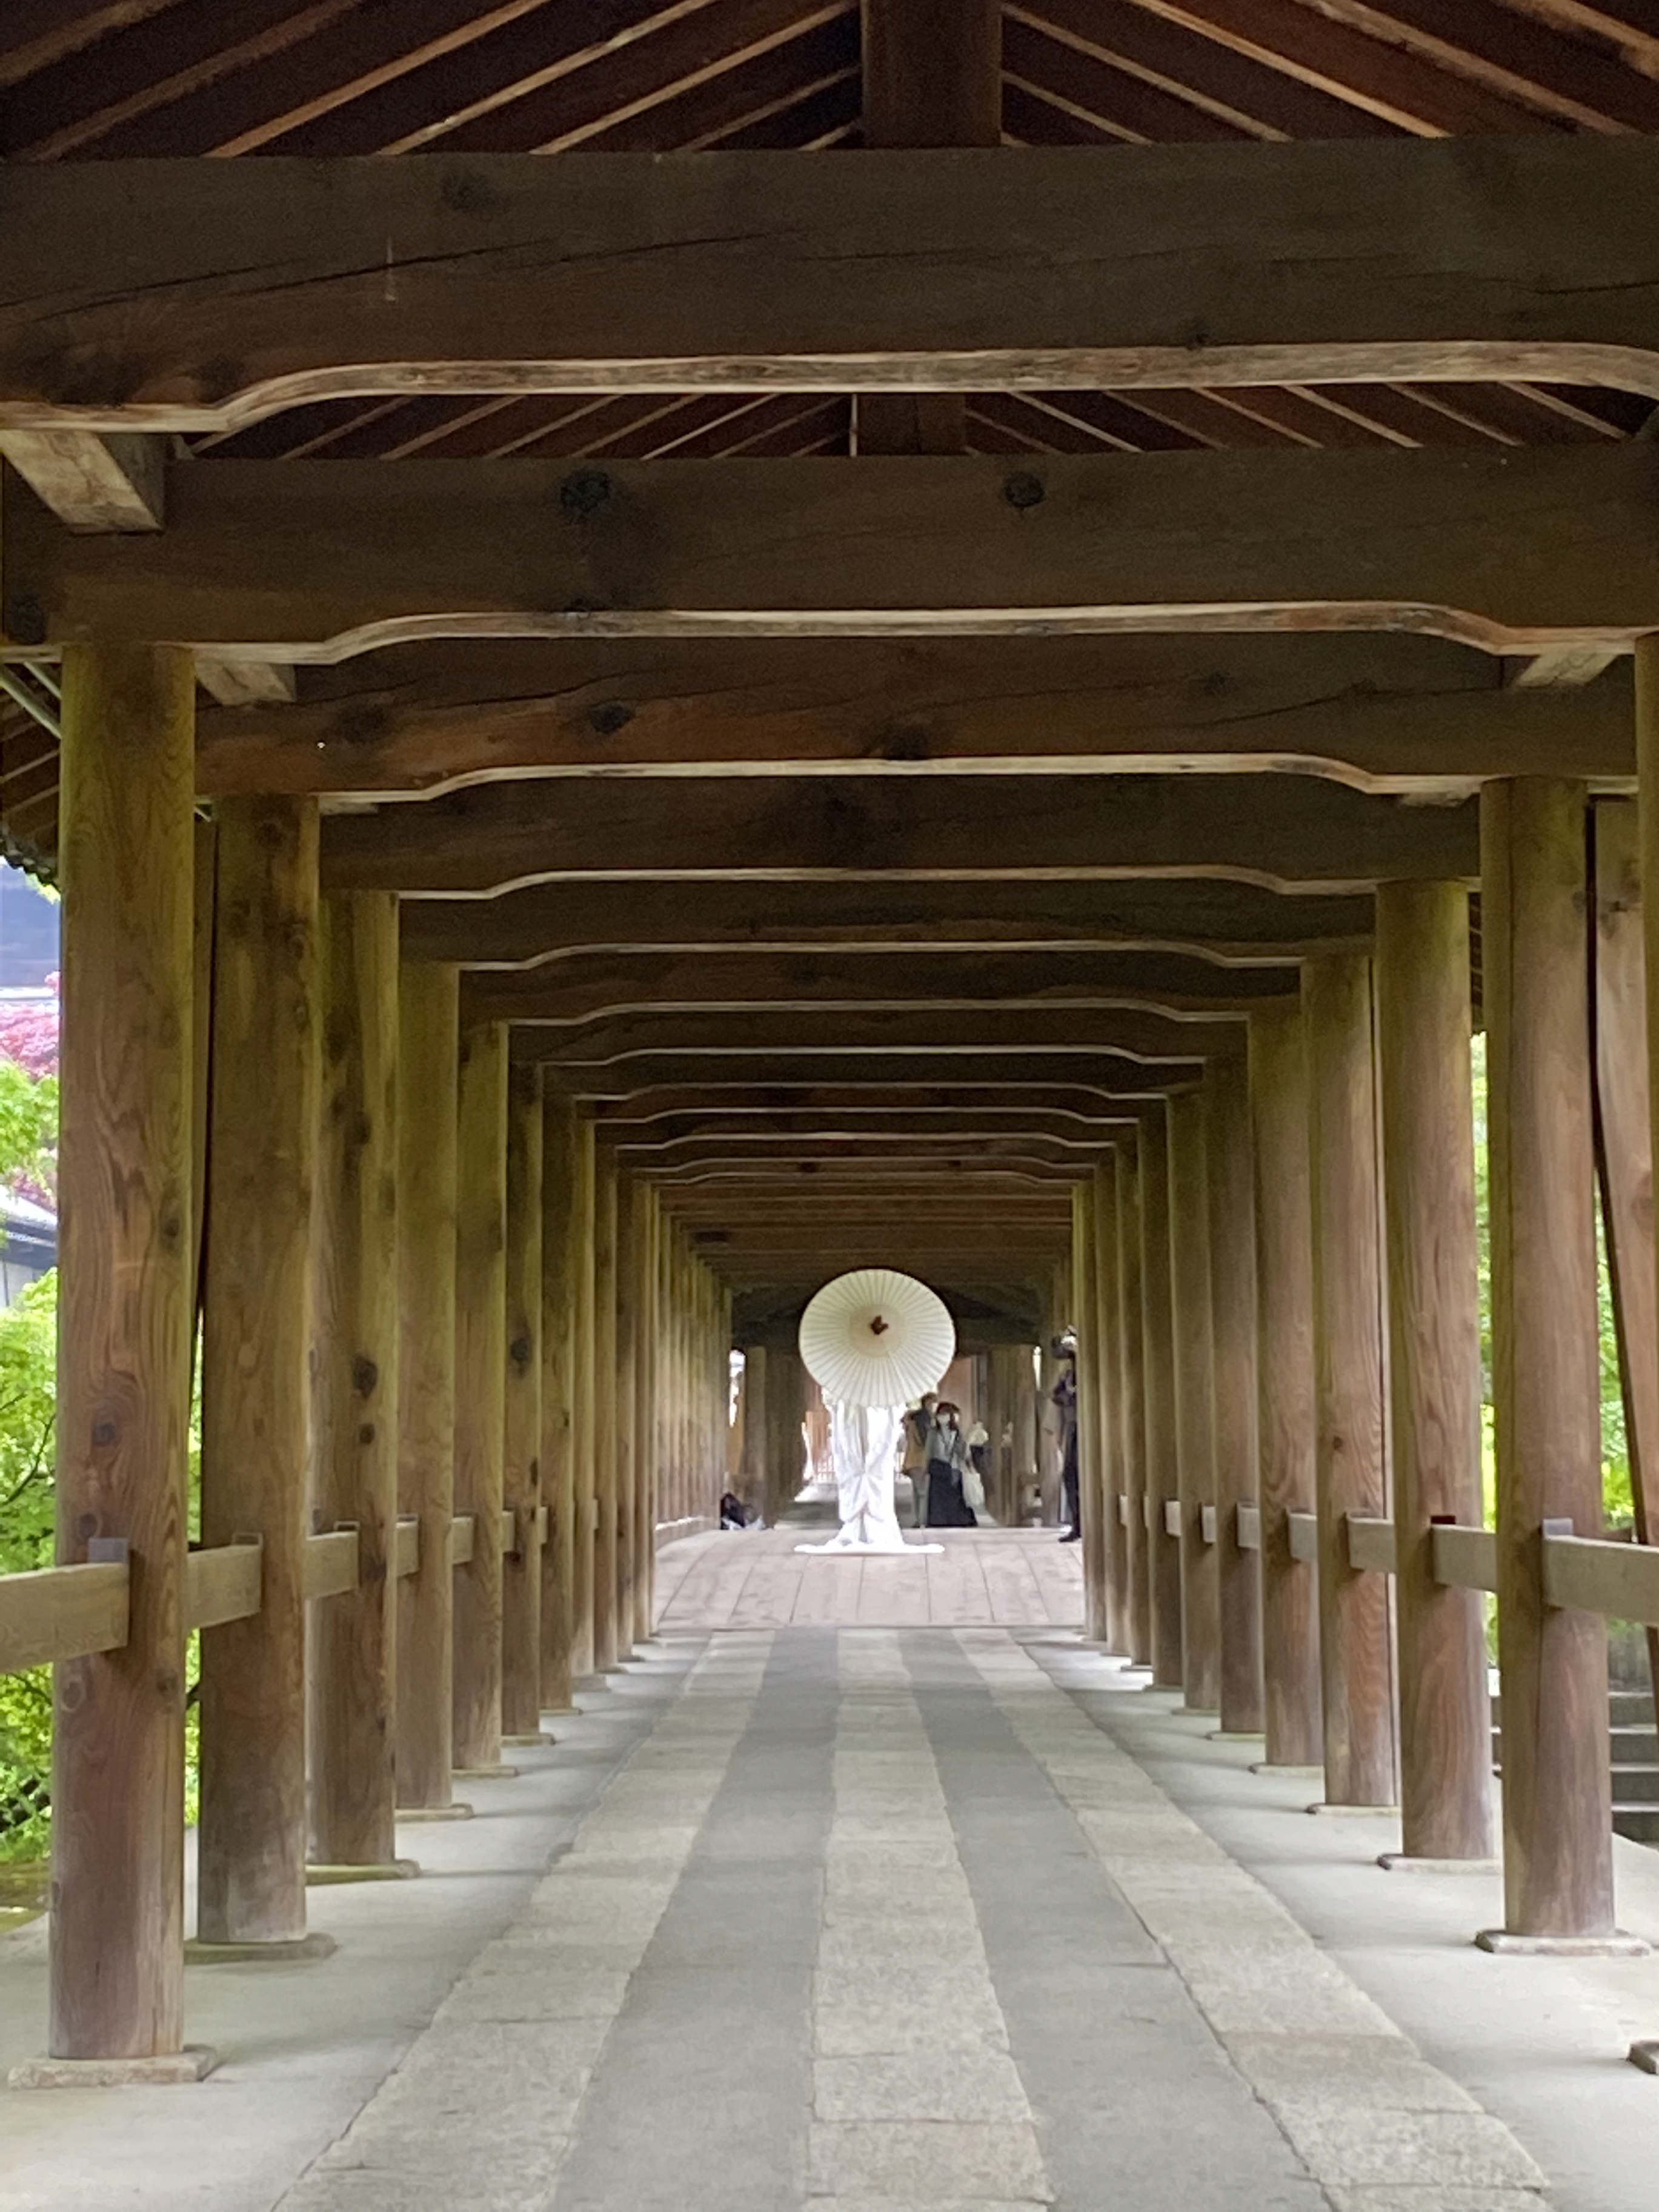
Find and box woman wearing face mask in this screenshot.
[924,1401,977,1528]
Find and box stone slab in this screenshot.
[8,2045,219,2088]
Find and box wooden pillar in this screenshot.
[742,1345,771,1513]
[1140,1106,1184,1689]
[613,1166,639,1658]
[1481,779,1619,1941]
[1074,1178,1108,1637]
[1305,953,1398,1810]
[1248,1006,1324,1770]
[1012,1342,1037,1525]
[50,645,196,2065]
[1377,882,1493,1864]
[570,1116,597,1679]
[1089,1162,1122,1646]
[1207,1057,1265,1736]
[198,796,322,1953]
[453,1018,507,1772]
[501,1063,544,1740]
[633,1181,659,1643]
[310,892,400,1867]
[591,1154,620,1670]
[539,1093,580,1712]
[396,963,459,1807]
[1116,1147,1151,1667]
[1168,1091,1220,1712]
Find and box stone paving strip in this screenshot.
[963,1632,1549,2212]
[274,1633,774,2212]
[811,1630,1054,2210]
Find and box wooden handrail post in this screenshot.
[1248,1005,1323,1770]
[1480,778,1626,1946]
[1207,1055,1265,1736]
[1168,1092,1220,1713]
[538,1093,580,1713]
[47,644,198,2070]
[1305,952,1398,1811]
[501,1061,544,1739]
[395,963,459,1809]
[310,891,400,1868]
[591,1151,620,1671]
[198,795,325,1955]
[571,1115,598,1681]
[1377,881,1493,1865]
[1140,1106,1184,1689]
[453,1018,507,1771]
[1115,1147,1150,1666]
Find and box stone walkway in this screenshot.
[654,1528,1083,1632]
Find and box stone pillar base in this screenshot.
[10,2047,218,2089]
[184,1932,337,1963]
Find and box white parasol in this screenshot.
[799,1267,955,1409]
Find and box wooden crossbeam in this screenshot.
[517,1006,1243,1068]
[10,450,1659,655]
[602,1108,1136,1143]
[400,878,1374,968]
[554,1049,1202,1097]
[195,633,1634,802]
[591,1086,1163,1123]
[329,775,1471,897]
[8,144,1659,431]
[624,1135,1119,1171]
[460,948,1298,1025]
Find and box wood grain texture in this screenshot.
[1205,1054,1265,1736]
[537,1092,580,1710]
[1073,1179,1106,1638]
[453,1019,507,1768]
[1589,794,1659,1720]
[1305,952,1398,1808]
[1168,1092,1220,1712]
[590,1154,620,1673]
[0,1561,127,1674]
[308,891,399,1867]
[1248,1005,1324,1769]
[1484,778,1615,1933]
[1377,882,1493,1860]
[570,1117,598,1679]
[10,143,1659,430]
[500,1060,543,1736]
[612,1169,639,1657]
[1139,1107,1185,1690]
[198,795,320,1945]
[633,1182,659,1644]
[1090,1163,1123,1647]
[1115,1150,1150,1666]
[394,962,459,1808]
[50,643,194,2058]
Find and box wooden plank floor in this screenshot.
[653,1526,1083,1630]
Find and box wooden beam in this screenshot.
[401,876,1375,969]
[593,1086,1166,1125]
[0,430,164,530]
[12,143,1659,430]
[13,450,1659,655]
[607,1114,1133,1149]
[196,635,1634,802]
[554,1049,1205,1098]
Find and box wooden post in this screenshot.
[1140,1106,1184,1689]
[396,962,459,1808]
[742,1345,771,1515]
[1305,953,1398,1810]
[198,796,324,1955]
[1377,882,1493,1864]
[310,892,400,1868]
[1248,1006,1324,1770]
[1168,1092,1220,1713]
[613,1165,639,1659]
[1074,1178,1108,1638]
[49,645,198,2067]
[570,1116,597,1679]
[1013,1342,1037,1527]
[1116,1148,1150,1666]
[190,818,216,1323]
[591,1153,620,1670]
[501,1062,544,1739]
[1480,779,1622,1944]
[633,1180,658,1644]
[453,1019,507,1772]
[1089,1162,1122,1646]
[539,1093,580,1712]
[1206,1056,1265,1736]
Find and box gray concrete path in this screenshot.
[7,1627,1656,2210]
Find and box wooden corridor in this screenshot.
[654,1527,1084,1631]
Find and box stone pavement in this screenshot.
[653,1527,1083,1631]
[7,1624,1657,2211]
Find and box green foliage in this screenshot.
[0,1060,56,1197]
[0,1272,56,1858]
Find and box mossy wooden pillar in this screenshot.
[632,1180,659,1642]
[1074,1177,1109,1637]
[310,892,400,1868]
[501,1063,544,1740]
[613,1166,639,1659]
[1248,1006,1323,1770]
[1140,1106,1184,1689]
[1168,1091,1220,1713]
[1116,1146,1151,1666]
[453,1019,507,1772]
[49,645,197,2067]
[198,796,323,1955]
[1377,882,1493,1865]
[1480,779,1621,1944]
[1090,1161,1122,1646]
[1305,953,1398,1812]
[395,963,459,1808]
[1207,1057,1265,1736]
[570,1115,598,1679]
[539,1093,580,1712]
[591,1152,620,1671]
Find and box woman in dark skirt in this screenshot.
[925,1402,978,1528]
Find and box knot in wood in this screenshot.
[351,1354,379,1398]
[560,469,612,520]
[1002,471,1045,513]
[5,597,46,647]
[587,700,634,739]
